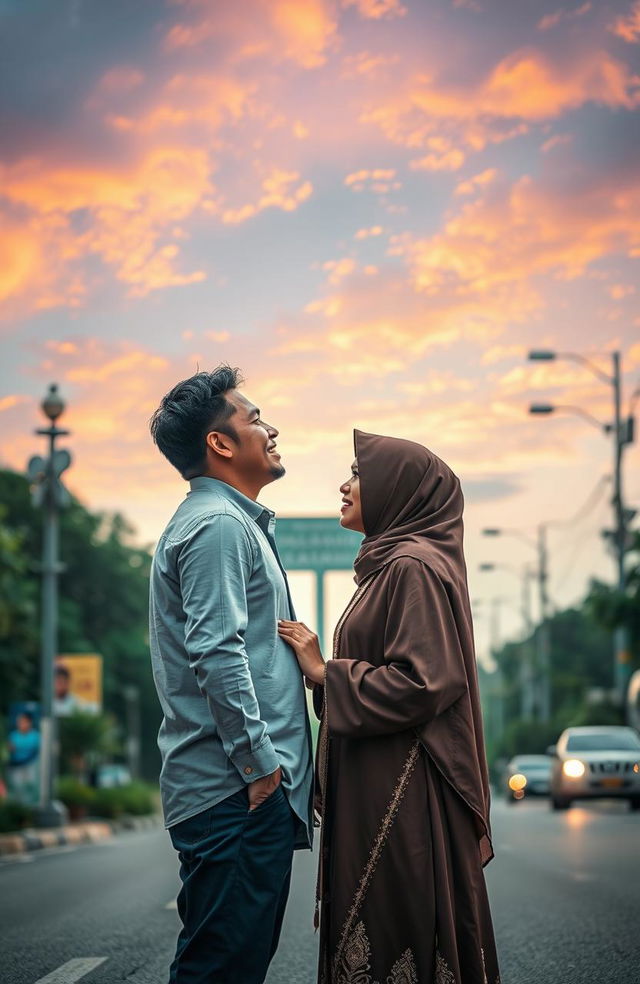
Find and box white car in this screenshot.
[549,726,640,811]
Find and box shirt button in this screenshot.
[244,766,253,775]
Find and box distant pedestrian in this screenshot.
[279,430,500,984]
[149,366,313,984]
[7,710,41,806]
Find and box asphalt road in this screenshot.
[1,796,638,984]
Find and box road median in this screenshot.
[0,814,162,856]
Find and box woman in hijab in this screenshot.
[278,430,500,984]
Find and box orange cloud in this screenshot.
[410,137,465,172]
[608,283,636,299]
[165,0,339,68]
[344,168,401,192]
[360,48,640,160]
[354,225,384,239]
[609,1,640,42]
[321,257,357,283]
[395,171,640,302]
[538,3,592,32]
[343,0,407,19]
[455,168,498,196]
[0,146,211,308]
[221,169,313,224]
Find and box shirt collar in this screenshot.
[188,476,274,525]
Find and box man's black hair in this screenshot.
[17,710,34,723]
[149,365,244,479]
[55,664,70,678]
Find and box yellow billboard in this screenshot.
[54,654,103,716]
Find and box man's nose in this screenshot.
[266,422,278,437]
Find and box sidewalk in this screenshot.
[0,813,162,856]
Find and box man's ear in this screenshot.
[206,430,235,460]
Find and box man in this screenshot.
[149,365,313,984]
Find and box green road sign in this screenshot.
[276,517,362,572]
[276,518,362,654]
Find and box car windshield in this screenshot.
[566,732,640,752]
[512,760,551,771]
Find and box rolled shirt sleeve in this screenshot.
[177,512,280,782]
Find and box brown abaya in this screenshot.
[315,431,500,984]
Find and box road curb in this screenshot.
[0,814,162,856]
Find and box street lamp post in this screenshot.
[479,560,538,720]
[528,349,636,703]
[27,384,72,827]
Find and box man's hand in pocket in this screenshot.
[248,766,282,811]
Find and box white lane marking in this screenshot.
[165,899,178,909]
[0,853,35,864]
[33,957,107,983]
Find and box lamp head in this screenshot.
[529,404,555,415]
[42,383,65,423]
[528,350,557,361]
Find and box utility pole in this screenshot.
[490,598,505,744]
[27,384,72,827]
[520,567,536,720]
[528,348,636,704]
[537,525,551,723]
[480,535,550,723]
[611,352,632,700]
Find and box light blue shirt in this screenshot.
[149,477,313,848]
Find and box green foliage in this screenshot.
[92,781,156,819]
[0,469,161,781]
[0,800,34,833]
[565,699,626,728]
[586,530,640,658]
[0,507,39,706]
[494,718,560,761]
[58,711,120,776]
[56,775,97,809]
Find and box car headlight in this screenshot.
[562,759,585,779]
[508,773,527,792]
[633,763,639,774]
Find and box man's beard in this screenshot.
[269,463,286,480]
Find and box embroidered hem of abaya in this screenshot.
[318,735,500,984]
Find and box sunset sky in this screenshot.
[1,0,639,664]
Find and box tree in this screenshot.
[0,469,161,780]
[586,530,640,664]
[0,507,39,706]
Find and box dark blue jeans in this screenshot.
[168,784,297,984]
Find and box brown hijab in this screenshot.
[353,429,494,865]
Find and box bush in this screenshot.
[0,800,34,833]
[56,776,97,809]
[92,781,155,819]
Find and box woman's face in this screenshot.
[339,458,365,533]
